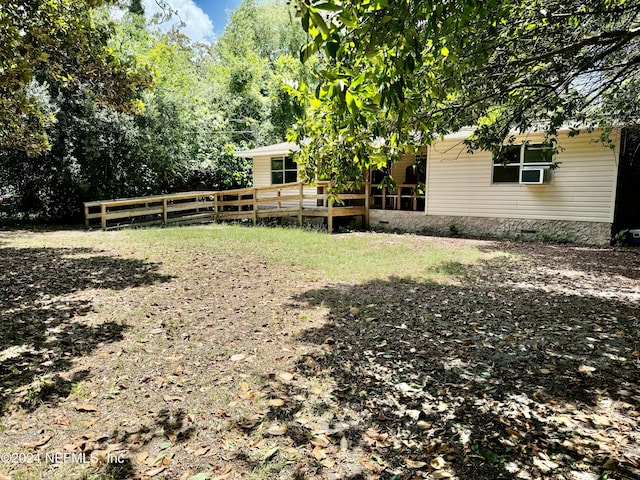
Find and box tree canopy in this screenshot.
[289,0,640,188]
[0,0,311,221]
[0,0,150,154]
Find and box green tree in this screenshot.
[215,0,314,144]
[290,0,640,188]
[0,0,150,154]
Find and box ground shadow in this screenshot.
[0,246,173,414]
[291,270,640,479]
[480,240,640,280]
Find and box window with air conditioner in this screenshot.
[492,143,554,184]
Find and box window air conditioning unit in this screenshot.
[520,166,551,184]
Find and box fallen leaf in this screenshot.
[84,419,98,428]
[278,372,295,382]
[360,459,385,473]
[211,466,235,480]
[193,445,211,457]
[54,417,71,426]
[532,457,559,472]
[238,415,261,430]
[312,446,327,460]
[310,434,331,447]
[591,415,612,426]
[266,398,285,407]
[280,446,301,460]
[23,435,52,449]
[340,436,349,451]
[75,404,98,412]
[578,365,596,374]
[230,354,246,362]
[320,459,335,467]
[145,465,167,477]
[405,458,427,469]
[406,409,421,420]
[430,456,447,469]
[432,471,454,479]
[266,424,287,436]
[163,395,185,402]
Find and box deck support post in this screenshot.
[327,197,334,233]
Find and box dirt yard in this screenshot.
[0,226,639,480]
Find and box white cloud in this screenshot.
[143,0,215,44]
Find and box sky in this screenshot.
[141,0,243,43]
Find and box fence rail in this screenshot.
[84,182,370,232]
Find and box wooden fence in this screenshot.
[84,182,369,233]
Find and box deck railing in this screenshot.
[84,182,369,232]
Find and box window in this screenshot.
[492,144,554,184]
[271,156,297,184]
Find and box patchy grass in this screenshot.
[0,225,639,480]
[112,225,495,282]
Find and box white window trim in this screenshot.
[270,156,297,185]
[492,143,554,184]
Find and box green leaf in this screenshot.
[315,3,343,12]
[310,11,329,36]
[326,41,340,59]
[339,12,358,28]
[441,46,449,57]
[300,41,318,63]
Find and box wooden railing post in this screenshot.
[100,203,107,231]
[364,181,370,228]
[327,196,334,233]
[84,205,89,229]
[298,182,303,226]
[253,188,258,225]
[162,199,168,226]
[214,193,219,222]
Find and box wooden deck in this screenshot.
[83,182,370,233]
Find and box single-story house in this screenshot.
[234,128,640,245]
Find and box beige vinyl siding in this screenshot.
[425,132,619,222]
[253,155,275,188]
